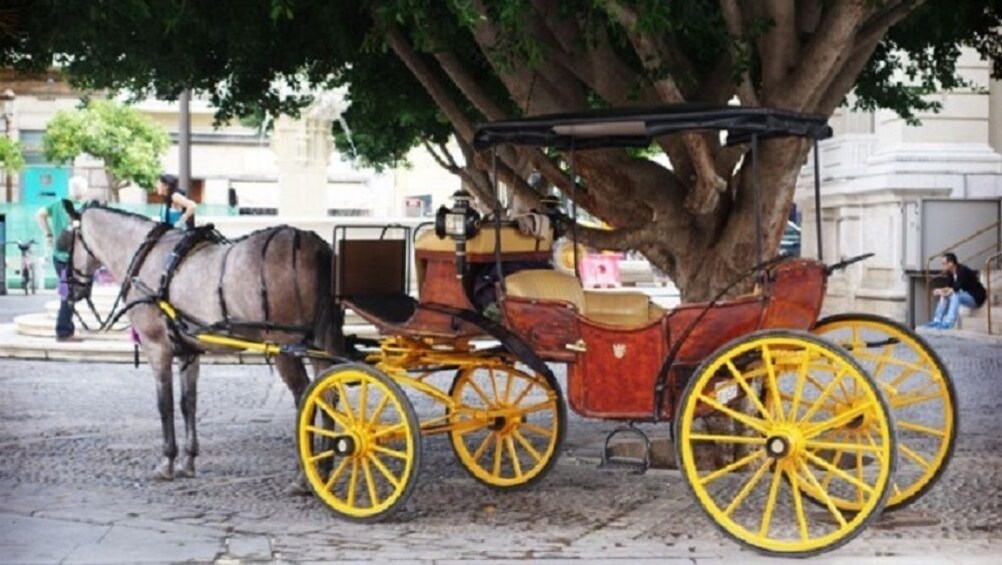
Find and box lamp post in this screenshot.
[1,89,15,203]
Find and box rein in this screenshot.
[68,216,172,332]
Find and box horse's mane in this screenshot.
[83,201,158,224]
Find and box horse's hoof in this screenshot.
[286,477,311,497]
[153,460,174,481]
[175,466,196,479]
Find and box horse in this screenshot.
[64,202,342,482]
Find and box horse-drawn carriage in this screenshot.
[65,105,955,557]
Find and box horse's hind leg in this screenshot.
[275,353,312,495]
[176,356,200,478]
[148,348,177,481]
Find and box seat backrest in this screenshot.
[504,269,585,311]
[337,239,407,298]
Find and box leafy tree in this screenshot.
[0,136,24,173]
[6,0,1001,299]
[42,98,169,202]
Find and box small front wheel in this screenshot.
[448,364,565,490]
[675,330,896,557]
[297,364,421,522]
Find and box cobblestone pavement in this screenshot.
[0,334,1000,563]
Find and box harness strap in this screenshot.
[158,224,220,302]
[258,226,286,325]
[217,243,235,325]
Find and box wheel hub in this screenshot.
[765,430,802,460]
[332,434,359,457]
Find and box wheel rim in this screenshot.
[449,365,560,487]
[677,335,895,555]
[813,317,954,510]
[298,367,417,519]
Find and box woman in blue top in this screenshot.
[156,173,196,229]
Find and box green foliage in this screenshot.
[42,99,169,189]
[2,0,1001,170]
[0,137,25,173]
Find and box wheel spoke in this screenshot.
[798,459,848,527]
[725,361,773,422]
[696,394,770,435]
[334,382,356,425]
[804,450,876,496]
[307,450,334,463]
[762,345,784,422]
[471,432,494,462]
[505,436,523,478]
[520,399,557,416]
[371,444,408,460]
[465,376,493,407]
[897,420,946,438]
[363,458,380,508]
[699,449,765,486]
[821,447,844,491]
[723,459,771,517]
[521,423,553,438]
[891,391,944,410]
[758,464,784,537]
[804,439,883,453]
[899,443,931,470]
[489,368,501,403]
[512,429,542,463]
[305,425,338,439]
[798,369,847,424]
[786,466,810,541]
[688,433,766,445]
[324,457,350,491]
[803,401,874,439]
[510,380,536,407]
[358,379,368,423]
[368,394,390,427]
[347,459,360,508]
[372,423,406,440]
[492,433,504,477]
[369,453,402,489]
[855,440,865,504]
[888,359,932,389]
[314,397,352,430]
[871,342,895,380]
[503,370,514,404]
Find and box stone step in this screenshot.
[14,313,131,340]
[957,316,1002,335]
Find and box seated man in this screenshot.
[926,252,987,329]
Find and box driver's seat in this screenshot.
[504,269,663,329]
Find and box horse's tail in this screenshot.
[309,232,345,357]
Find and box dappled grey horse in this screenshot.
[65,203,341,481]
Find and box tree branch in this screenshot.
[719,0,760,106]
[761,0,798,96]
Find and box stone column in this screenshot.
[990,78,1002,156]
[272,93,341,217]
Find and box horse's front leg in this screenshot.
[148,347,178,481]
[276,353,312,495]
[176,355,200,478]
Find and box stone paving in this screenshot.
[0,334,1000,563]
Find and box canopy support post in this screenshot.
[752,134,762,270]
[493,147,505,294]
[569,145,579,279]
[813,138,823,261]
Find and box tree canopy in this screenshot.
[0,137,24,173]
[42,98,169,201]
[5,0,1001,298]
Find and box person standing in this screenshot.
[35,182,86,342]
[155,173,196,229]
[925,252,987,329]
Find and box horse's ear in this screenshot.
[62,199,81,221]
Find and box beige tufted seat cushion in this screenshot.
[504,269,663,328]
[415,226,553,254]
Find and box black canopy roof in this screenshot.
[473,104,833,150]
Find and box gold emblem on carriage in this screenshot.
[612,343,627,359]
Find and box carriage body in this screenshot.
[294,106,956,556]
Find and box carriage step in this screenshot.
[599,425,652,474]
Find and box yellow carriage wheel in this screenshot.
[553,239,589,275]
[811,313,956,511]
[448,365,565,489]
[297,364,421,522]
[675,330,896,557]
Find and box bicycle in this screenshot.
[6,240,38,295]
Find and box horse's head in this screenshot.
[63,200,102,302]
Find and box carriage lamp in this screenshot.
[435,189,481,277]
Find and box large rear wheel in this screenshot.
[812,313,956,511]
[675,330,896,557]
[297,364,421,522]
